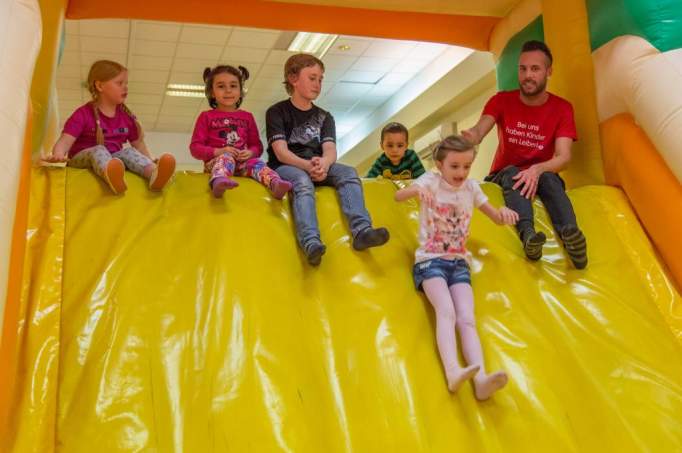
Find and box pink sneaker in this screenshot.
[269,178,292,200]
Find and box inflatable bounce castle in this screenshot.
[1,0,681,451]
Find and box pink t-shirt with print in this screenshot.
[189,109,263,162]
[62,103,139,157]
[412,171,488,264]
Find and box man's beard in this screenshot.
[519,78,546,96]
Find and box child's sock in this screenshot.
[148,153,176,191]
[269,178,292,200]
[352,227,390,250]
[522,229,546,261]
[104,158,126,194]
[560,225,587,269]
[446,364,480,393]
[474,371,508,401]
[211,177,238,198]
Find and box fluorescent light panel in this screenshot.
[166,90,205,98]
[288,32,338,56]
[167,83,204,90]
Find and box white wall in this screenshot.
[144,131,202,170]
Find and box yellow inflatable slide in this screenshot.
[1,0,682,452]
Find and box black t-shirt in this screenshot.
[265,99,336,168]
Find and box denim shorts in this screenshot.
[413,258,471,291]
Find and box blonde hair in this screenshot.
[283,53,325,95]
[432,135,476,162]
[86,60,142,145]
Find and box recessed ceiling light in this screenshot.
[337,44,351,51]
[288,32,338,57]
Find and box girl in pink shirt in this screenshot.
[45,60,175,195]
[190,65,291,199]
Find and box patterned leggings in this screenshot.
[205,154,279,188]
[69,145,153,178]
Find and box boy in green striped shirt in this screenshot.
[366,122,426,180]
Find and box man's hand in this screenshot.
[512,165,541,199]
[461,128,480,145]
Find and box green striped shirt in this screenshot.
[366,149,426,180]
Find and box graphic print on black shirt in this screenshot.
[265,100,336,169]
[288,111,326,148]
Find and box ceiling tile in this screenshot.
[255,64,283,78]
[128,81,166,95]
[340,70,383,84]
[168,71,205,85]
[173,58,218,73]
[180,26,231,45]
[135,22,182,42]
[58,89,83,102]
[228,30,280,48]
[322,54,357,71]
[221,47,269,64]
[326,37,371,56]
[130,55,173,71]
[176,43,223,60]
[265,50,297,65]
[350,56,398,73]
[131,70,170,84]
[65,20,79,35]
[56,77,82,90]
[406,42,447,60]
[78,19,130,38]
[127,93,164,105]
[132,40,176,57]
[80,37,128,55]
[325,82,372,101]
[363,40,416,58]
[63,36,80,53]
[60,51,80,66]
[57,65,81,79]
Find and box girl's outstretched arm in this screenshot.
[43,133,76,162]
[478,202,519,225]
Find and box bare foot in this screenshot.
[474,370,508,401]
[446,364,480,393]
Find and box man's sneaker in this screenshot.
[149,153,176,191]
[523,231,546,261]
[560,225,588,269]
[104,158,126,194]
[352,227,390,251]
[305,241,326,266]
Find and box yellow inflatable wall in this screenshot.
[2,1,682,451]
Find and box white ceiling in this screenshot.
[56,19,454,139]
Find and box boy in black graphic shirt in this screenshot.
[266,53,389,266]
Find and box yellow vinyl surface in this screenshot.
[6,168,682,452]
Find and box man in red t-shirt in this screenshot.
[463,40,587,269]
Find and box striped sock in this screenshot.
[560,225,587,269]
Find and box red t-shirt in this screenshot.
[483,90,577,174]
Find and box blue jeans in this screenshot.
[276,163,372,249]
[413,258,471,291]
